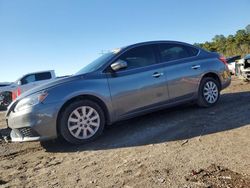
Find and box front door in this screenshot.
[106,44,169,120]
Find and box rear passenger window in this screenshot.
[186,46,199,56]
[35,72,52,81]
[159,44,198,62]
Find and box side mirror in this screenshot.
[17,81,22,85]
[110,60,127,71]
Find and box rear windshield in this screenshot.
[36,72,52,81]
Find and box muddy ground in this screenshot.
[0,77,250,188]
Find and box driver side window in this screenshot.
[118,45,156,70]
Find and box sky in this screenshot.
[0,0,250,82]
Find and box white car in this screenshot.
[236,55,250,81]
[0,82,12,88]
[228,61,236,75]
[226,55,241,75]
[0,70,56,97]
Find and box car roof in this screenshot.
[14,70,55,83]
[121,40,199,51]
[23,70,54,75]
[110,40,200,55]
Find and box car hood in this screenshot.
[17,75,83,100]
[6,75,84,115]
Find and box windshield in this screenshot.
[75,52,116,75]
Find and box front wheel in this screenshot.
[58,100,105,144]
[197,77,220,107]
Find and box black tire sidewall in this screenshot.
[198,77,220,107]
[59,100,105,144]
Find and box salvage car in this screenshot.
[0,82,12,88]
[226,55,241,75]
[236,54,250,81]
[6,41,231,144]
[0,91,12,109]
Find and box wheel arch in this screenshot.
[56,94,111,136]
[200,72,222,90]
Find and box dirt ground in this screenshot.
[0,77,250,188]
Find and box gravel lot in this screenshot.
[0,77,250,188]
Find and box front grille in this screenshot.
[18,127,39,137]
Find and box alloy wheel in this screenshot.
[203,81,219,104]
[67,106,100,139]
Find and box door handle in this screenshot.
[152,72,164,78]
[192,65,201,69]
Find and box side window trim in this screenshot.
[184,45,200,57]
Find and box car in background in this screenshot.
[6,41,231,144]
[0,91,12,110]
[226,55,241,75]
[0,82,12,88]
[236,54,250,81]
[0,70,56,102]
[0,83,11,109]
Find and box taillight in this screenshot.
[12,92,16,101]
[12,87,21,101]
[17,87,21,96]
[219,56,228,68]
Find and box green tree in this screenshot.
[195,25,250,57]
[235,30,249,55]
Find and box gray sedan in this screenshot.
[6,41,231,144]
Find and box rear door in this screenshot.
[157,43,202,100]
[106,44,169,120]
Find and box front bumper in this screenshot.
[241,69,250,80]
[6,102,61,142]
[10,128,44,142]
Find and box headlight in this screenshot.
[15,92,48,112]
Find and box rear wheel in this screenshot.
[197,77,220,107]
[59,100,105,144]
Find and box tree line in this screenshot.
[194,25,250,58]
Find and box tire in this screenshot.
[58,100,105,144]
[197,77,220,107]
